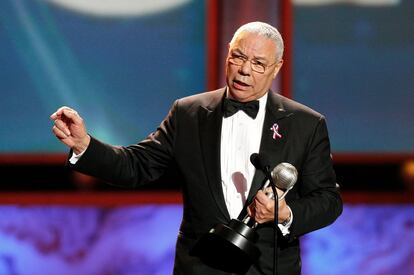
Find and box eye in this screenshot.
[232,53,246,61]
[252,60,264,66]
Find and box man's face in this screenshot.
[225,32,283,102]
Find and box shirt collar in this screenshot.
[224,88,269,117]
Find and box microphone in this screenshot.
[250,153,298,200]
[250,153,273,189]
[250,153,270,172]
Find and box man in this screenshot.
[51,22,342,274]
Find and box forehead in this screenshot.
[229,31,276,60]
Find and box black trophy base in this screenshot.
[191,219,261,274]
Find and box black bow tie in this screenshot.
[223,98,259,119]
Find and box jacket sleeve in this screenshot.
[288,117,343,238]
[68,100,179,187]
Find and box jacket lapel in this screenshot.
[198,88,230,221]
[246,91,293,203]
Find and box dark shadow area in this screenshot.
[0,161,412,192]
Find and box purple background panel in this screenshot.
[1,204,414,274]
[301,205,414,275]
[0,205,182,275]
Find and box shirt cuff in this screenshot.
[68,148,87,164]
[278,206,293,236]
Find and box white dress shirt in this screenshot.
[220,92,292,234]
[220,94,267,219]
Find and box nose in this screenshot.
[238,60,252,76]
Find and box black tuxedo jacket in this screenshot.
[70,88,342,274]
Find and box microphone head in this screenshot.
[250,153,270,171]
[250,153,261,169]
[271,163,298,190]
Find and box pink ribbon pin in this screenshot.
[270,123,282,140]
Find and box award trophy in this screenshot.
[192,155,297,273]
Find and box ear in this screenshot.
[272,59,284,79]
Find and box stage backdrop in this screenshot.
[0,204,413,275]
[293,0,414,154]
[0,0,205,153]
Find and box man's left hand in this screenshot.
[247,187,291,224]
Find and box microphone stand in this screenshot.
[263,166,279,275]
[270,180,279,275]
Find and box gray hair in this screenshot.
[230,21,284,62]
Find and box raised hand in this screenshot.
[50,106,90,154]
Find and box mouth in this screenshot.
[233,79,251,89]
